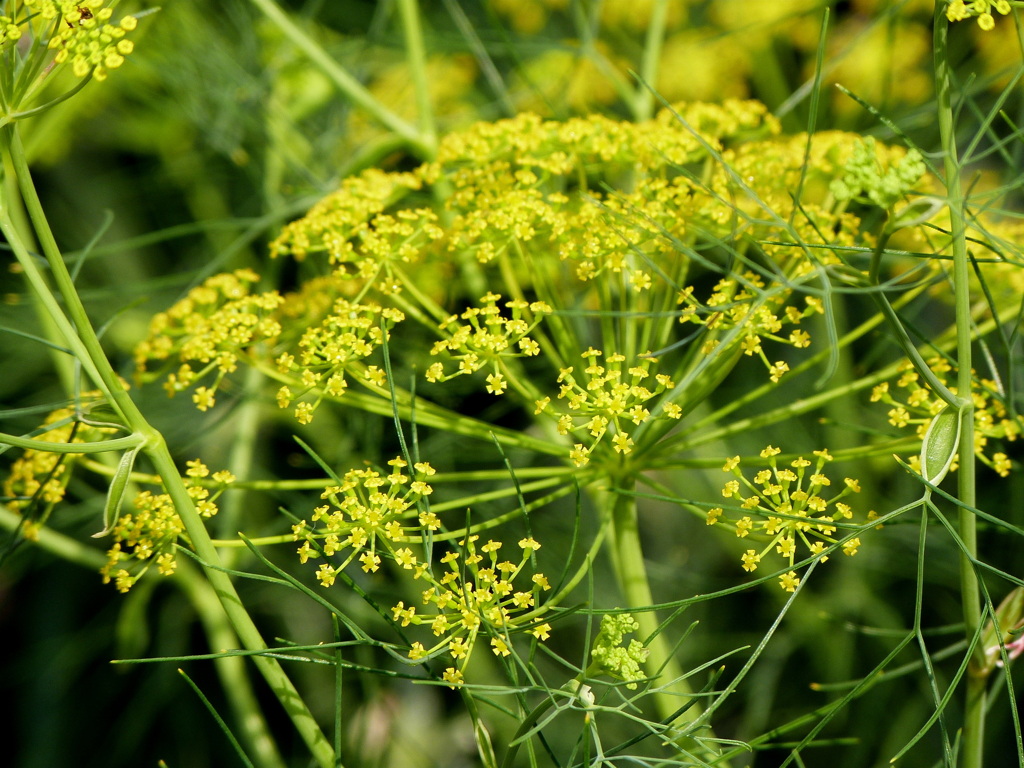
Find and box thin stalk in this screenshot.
[934,9,985,768]
[247,0,430,158]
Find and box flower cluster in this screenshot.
[292,457,439,580]
[275,299,405,425]
[830,137,926,211]
[425,293,551,394]
[589,613,649,689]
[534,348,682,467]
[142,105,917,438]
[946,0,1013,30]
[1,396,117,535]
[707,447,866,591]
[0,13,21,44]
[273,102,787,303]
[403,534,552,688]
[268,169,442,284]
[677,275,823,383]
[134,269,284,411]
[37,1,138,80]
[292,458,552,687]
[101,459,235,592]
[871,358,1019,477]
[130,103,950,559]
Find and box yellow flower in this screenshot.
[442,667,464,688]
[530,623,552,641]
[779,571,800,592]
[712,447,867,588]
[490,637,511,657]
[485,372,507,394]
[359,551,381,573]
[947,0,970,19]
[408,642,427,661]
[192,386,216,412]
[612,432,634,454]
[741,550,761,572]
[316,564,337,587]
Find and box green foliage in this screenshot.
[3,2,1024,768]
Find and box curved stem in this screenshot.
[150,433,339,768]
[0,432,141,453]
[171,559,292,768]
[1,122,337,768]
[0,505,289,768]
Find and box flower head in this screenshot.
[590,613,649,689]
[712,447,867,588]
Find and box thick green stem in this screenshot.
[934,9,985,767]
[607,479,705,740]
[163,559,291,768]
[3,126,131,418]
[0,507,289,768]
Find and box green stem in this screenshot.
[0,506,289,768]
[171,560,291,768]
[607,478,706,743]
[397,0,437,157]
[153,432,339,768]
[247,0,430,158]
[0,432,141,453]
[934,9,984,768]
[3,126,130,417]
[0,142,74,392]
[869,225,956,405]
[1,123,337,768]
[634,0,669,121]
[252,359,565,456]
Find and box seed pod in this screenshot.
[920,404,961,486]
[95,445,140,537]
